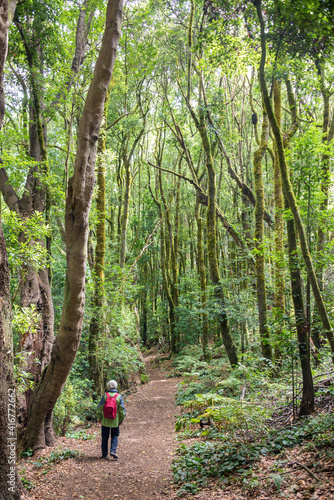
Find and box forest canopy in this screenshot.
[1,0,334,497]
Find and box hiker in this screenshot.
[96,379,126,460]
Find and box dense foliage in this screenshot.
[1,0,334,495]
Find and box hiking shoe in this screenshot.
[100,456,108,459]
[110,453,118,460]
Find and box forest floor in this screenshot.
[19,353,180,499]
[18,354,334,500]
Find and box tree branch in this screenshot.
[147,160,246,250]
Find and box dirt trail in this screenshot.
[22,357,180,500]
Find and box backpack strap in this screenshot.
[105,392,118,401]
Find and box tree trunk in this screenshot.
[159,184,177,353]
[119,129,144,267]
[88,86,111,394]
[286,212,314,416]
[0,2,22,496]
[178,77,238,366]
[200,113,238,367]
[253,104,272,360]
[255,0,334,360]
[253,105,272,361]
[195,197,209,360]
[23,0,124,450]
[0,1,95,431]
[273,73,314,415]
[315,79,331,280]
[273,79,285,361]
[0,221,22,500]
[313,80,333,348]
[120,146,132,267]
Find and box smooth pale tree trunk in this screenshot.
[253,106,272,361]
[255,0,334,361]
[23,0,124,450]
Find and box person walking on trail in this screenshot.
[96,379,126,460]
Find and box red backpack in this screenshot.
[103,392,119,419]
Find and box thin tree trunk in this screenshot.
[158,167,179,352]
[313,76,333,348]
[286,211,314,416]
[273,72,314,415]
[253,105,272,360]
[148,161,177,353]
[255,0,334,360]
[273,79,285,361]
[88,86,111,394]
[195,197,209,360]
[199,111,238,367]
[119,129,144,266]
[120,147,132,267]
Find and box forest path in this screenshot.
[22,355,180,500]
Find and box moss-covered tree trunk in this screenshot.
[148,164,177,353]
[255,0,334,360]
[23,0,124,450]
[200,113,238,367]
[172,159,181,347]
[286,210,314,416]
[272,71,314,415]
[88,86,111,394]
[195,197,209,360]
[158,167,179,353]
[119,128,144,267]
[273,79,285,361]
[0,2,22,496]
[315,76,331,282]
[120,144,131,267]
[313,79,334,348]
[253,105,272,361]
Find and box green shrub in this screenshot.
[53,378,94,435]
[33,449,79,469]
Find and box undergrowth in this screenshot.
[172,345,334,497]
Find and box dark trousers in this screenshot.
[101,426,119,458]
